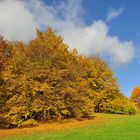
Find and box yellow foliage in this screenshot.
[130,86,140,109]
[0,28,135,128]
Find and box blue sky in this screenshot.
[0,0,140,97]
[92,0,140,97]
[85,0,140,97]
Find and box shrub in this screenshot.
[20,119,38,128]
[102,97,136,115]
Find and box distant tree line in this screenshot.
[0,28,136,128]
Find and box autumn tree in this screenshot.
[130,87,140,109]
[0,37,13,113]
[0,28,136,128]
[0,37,13,81]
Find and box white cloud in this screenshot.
[0,0,38,41]
[0,0,135,65]
[106,7,124,22]
[61,20,134,65]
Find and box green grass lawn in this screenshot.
[2,113,140,140]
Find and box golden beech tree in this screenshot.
[0,37,12,79]
[0,37,13,113]
[0,28,136,128]
[130,87,140,109]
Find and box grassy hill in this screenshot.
[1,113,140,140]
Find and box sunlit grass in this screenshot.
[2,113,140,140]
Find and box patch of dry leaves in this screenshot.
[0,115,104,139]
